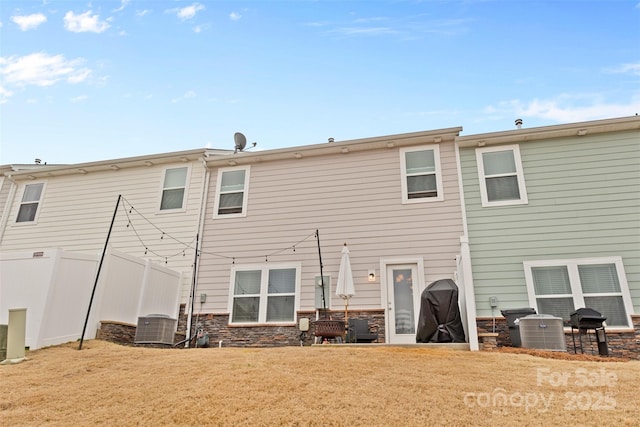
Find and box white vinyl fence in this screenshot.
[0,247,181,350]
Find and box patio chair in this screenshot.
[347,318,380,343]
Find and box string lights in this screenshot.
[119,196,317,266]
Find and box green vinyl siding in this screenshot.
[461,129,640,315]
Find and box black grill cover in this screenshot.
[416,279,466,343]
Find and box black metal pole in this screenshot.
[315,229,328,319]
[186,234,200,347]
[79,194,121,350]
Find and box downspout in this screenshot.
[454,139,479,351]
[185,156,210,347]
[0,174,18,245]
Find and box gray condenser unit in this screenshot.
[518,314,566,351]
[134,315,177,345]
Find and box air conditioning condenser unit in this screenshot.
[519,314,566,351]
[134,315,177,345]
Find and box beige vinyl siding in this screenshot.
[0,162,207,302]
[198,141,464,313]
[461,129,640,315]
[0,176,12,224]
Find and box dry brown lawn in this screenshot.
[1,340,639,426]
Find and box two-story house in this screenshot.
[190,127,478,347]
[457,116,640,356]
[0,149,226,349]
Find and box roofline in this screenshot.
[456,115,640,148]
[205,127,463,167]
[4,148,230,180]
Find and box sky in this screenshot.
[1,0,639,165]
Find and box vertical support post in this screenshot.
[315,229,328,319]
[79,194,121,350]
[185,234,200,347]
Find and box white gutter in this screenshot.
[185,156,211,347]
[454,139,479,351]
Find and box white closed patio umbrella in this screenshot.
[336,243,356,331]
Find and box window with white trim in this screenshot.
[230,265,299,324]
[214,166,250,217]
[160,166,189,211]
[524,257,633,328]
[476,145,528,207]
[400,145,443,203]
[16,182,45,223]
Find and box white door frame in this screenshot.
[380,257,425,344]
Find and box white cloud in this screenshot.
[71,94,88,103]
[333,26,397,36]
[606,62,640,76]
[136,10,150,17]
[113,0,130,13]
[0,85,14,104]
[171,90,197,103]
[485,93,640,124]
[0,53,92,88]
[64,11,110,33]
[168,3,205,21]
[11,13,47,31]
[230,12,241,21]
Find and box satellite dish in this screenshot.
[234,132,247,153]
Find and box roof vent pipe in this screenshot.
[515,118,523,129]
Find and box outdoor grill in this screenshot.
[570,308,608,356]
[570,308,606,330]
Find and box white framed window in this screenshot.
[214,166,250,218]
[159,166,190,211]
[229,264,300,324]
[524,257,633,328]
[476,145,528,207]
[399,145,444,203]
[16,182,46,223]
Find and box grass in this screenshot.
[1,340,639,426]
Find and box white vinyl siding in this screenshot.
[476,145,528,207]
[16,182,45,223]
[524,257,633,328]
[400,145,444,203]
[159,166,189,211]
[229,265,299,324]
[214,166,250,218]
[0,156,208,305]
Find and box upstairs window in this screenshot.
[215,166,250,217]
[524,257,633,328]
[16,182,45,223]
[160,167,189,211]
[230,265,299,324]
[476,145,528,207]
[400,145,443,203]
